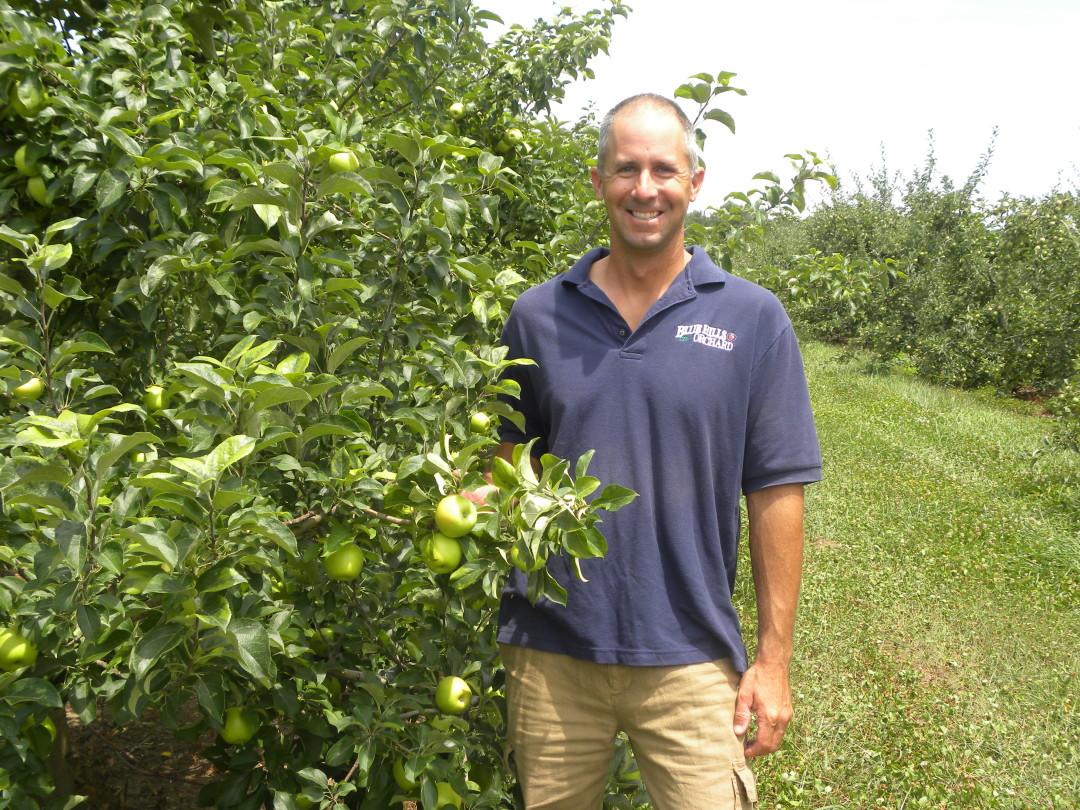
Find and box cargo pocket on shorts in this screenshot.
[732,762,758,808]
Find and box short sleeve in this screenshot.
[741,323,822,493]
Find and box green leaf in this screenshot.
[327,336,371,374]
[5,464,72,489]
[594,484,637,511]
[33,243,73,275]
[704,108,736,134]
[99,124,143,157]
[96,169,130,209]
[182,11,217,61]
[53,331,114,359]
[227,618,276,687]
[54,520,87,571]
[204,435,256,481]
[44,217,87,241]
[4,678,63,708]
[316,173,373,198]
[440,184,467,235]
[0,273,23,296]
[0,224,36,252]
[573,449,595,480]
[261,161,302,192]
[132,624,186,680]
[575,475,601,498]
[252,386,311,412]
[385,133,421,165]
[197,564,248,593]
[229,187,289,209]
[246,515,298,555]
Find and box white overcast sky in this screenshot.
[477,0,1080,211]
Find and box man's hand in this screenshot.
[461,484,497,509]
[732,660,793,758]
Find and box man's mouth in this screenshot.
[630,211,660,221]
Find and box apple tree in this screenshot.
[0,1,833,807]
[0,1,638,807]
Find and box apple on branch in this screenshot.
[434,675,472,715]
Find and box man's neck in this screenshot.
[589,239,691,331]
[595,239,690,294]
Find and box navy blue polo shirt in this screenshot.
[497,246,822,671]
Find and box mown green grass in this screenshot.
[737,341,1080,810]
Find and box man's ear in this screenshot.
[689,166,705,202]
[590,166,604,199]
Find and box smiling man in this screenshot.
[495,94,822,810]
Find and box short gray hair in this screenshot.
[596,94,700,174]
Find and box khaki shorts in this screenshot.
[502,644,758,810]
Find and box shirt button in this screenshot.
[618,329,626,337]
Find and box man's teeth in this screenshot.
[630,211,660,220]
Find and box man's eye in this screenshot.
[616,166,636,176]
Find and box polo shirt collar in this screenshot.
[561,245,728,291]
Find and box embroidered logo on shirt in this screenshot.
[675,323,736,351]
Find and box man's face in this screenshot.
[591,104,704,257]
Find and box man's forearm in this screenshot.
[745,483,805,666]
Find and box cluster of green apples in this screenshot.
[418,411,493,576]
[443,99,528,158]
[387,674,474,805]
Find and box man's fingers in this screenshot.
[744,710,789,758]
[732,689,753,736]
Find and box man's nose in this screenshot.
[633,169,658,196]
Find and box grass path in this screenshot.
[737,341,1079,809]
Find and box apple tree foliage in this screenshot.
[0,1,834,807]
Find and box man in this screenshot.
[494,94,822,810]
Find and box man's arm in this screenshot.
[732,482,805,758]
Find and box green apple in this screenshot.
[143,384,168,412]
[435,781,463,809]
[327,150,359,173]
[434,675,472,715]
[494,139,511,154]
[14,144,39,176]
[22,713,57,757]
[434,494,477,538]
[469,411,490,432]
[220,706,259,744]
[13,377,44,402]
[8,78,45,118]
[27,176,47,206]
[393,759,419,791]
[0,627,38,672]
[423,532,463,574]
[323,542,364,581]
[510,543,546,572]
[447,101,466,120]
[504,128,524,146]
[306,626,337,656]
